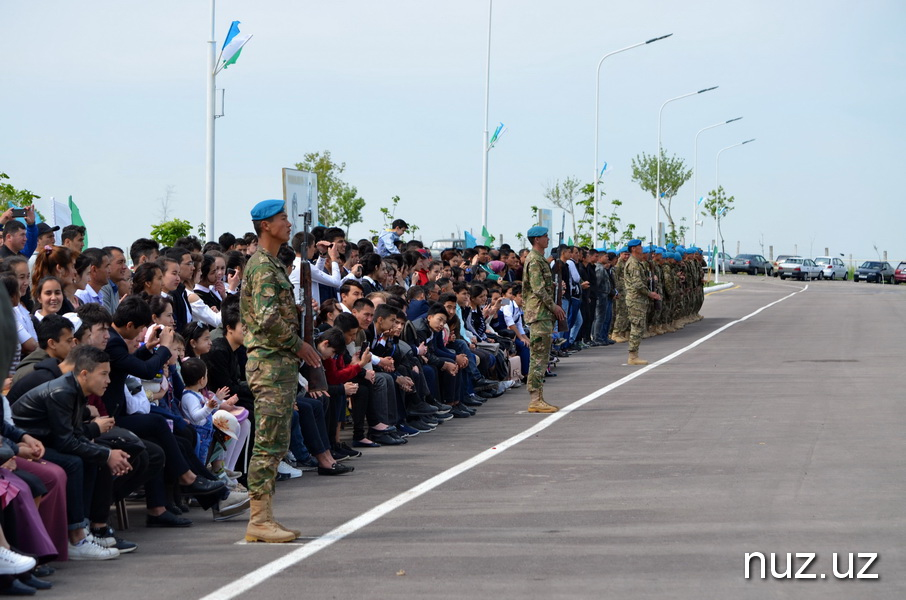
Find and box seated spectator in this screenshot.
[104,296,226,527]
[32,276,64,323]
[133,262,163,301]
[73,248,110,306]
[1,272,35,369]
[11,345,137,560]
[11,314,74,385]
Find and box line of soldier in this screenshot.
[609,243,707,363]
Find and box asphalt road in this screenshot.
[38,276,905,600]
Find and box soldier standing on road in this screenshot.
[522,226,567,413]
[624,239,661,366]
[241,199,322,543]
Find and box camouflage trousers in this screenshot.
[627,297,648,353]
[246,354,298,500]
[613,294,628,333]
[527,319,553,398]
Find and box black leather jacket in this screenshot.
[11,372,111,464]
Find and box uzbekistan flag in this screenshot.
[216,21,252,74]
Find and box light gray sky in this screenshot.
[3,0,904,261]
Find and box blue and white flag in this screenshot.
[215,21,253,74]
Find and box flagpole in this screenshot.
[205,0,217,241]
[480,0,492,231]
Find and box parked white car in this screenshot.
[777,257,823,280]
[703,250,732,272]
[814,256,848,280]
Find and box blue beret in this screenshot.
[250,199,286,221]
[627,239,641,248]
[618,246,628,253]
[656,247,665,254]
[526,226,548,237]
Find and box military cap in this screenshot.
[527,226,548,237]
[250,199,286,221]
[627,239,641,248]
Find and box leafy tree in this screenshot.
[543,177,582,241]
[0,172,40,212]
[334,185,366,236]
[701,185,735,259]
[150,218,193,248]
[295,150,366,230]
[631,149,692,243]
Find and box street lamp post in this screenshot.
[655,86,717,245]
[480,0,493,231]
[205,0,216,240]
[592,33,672,247]
[692,117,742,246]
[713,138,755,283]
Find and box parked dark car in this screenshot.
[854,261,894,283]
[729,254,773,275]
[894,261,906,285]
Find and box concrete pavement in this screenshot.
[40,276,905,599]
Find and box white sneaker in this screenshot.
[277,461,303,479]
[68,536,120,561]
[213,490,251,521]
[501,380,515,390]
[285,451,297,464]
[0,546,37,575]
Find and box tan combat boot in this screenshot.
[627,351,649,366]
[527,391,559,413]
[266,498,301,539]
[245,497,297,543]
[611,332,627,343]
[663,323,676,333]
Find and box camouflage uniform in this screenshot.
[612,257,628,337]
[623,255,650,353]
[522,248,557,403]
[241,247,303,500]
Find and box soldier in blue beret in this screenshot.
[522,225,565,413]
[241,199,324,543]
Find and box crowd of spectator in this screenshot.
[0,208,706,593]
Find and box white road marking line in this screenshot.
[199,284,808,600]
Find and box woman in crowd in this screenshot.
[32,276,64,322]
[133,262,163,300]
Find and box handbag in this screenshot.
[94,426,146,456]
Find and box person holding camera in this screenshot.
[0,205,38,260]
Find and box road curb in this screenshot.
[705,282,736,295]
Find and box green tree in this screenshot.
[295,150,366,229]
[0,172,40,212]
[543,177,582,241]
[631,149,692,243]
[701,185,735,259]
[150,218,193,248]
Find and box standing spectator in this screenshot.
[376,219,407,257]
[60,225,86,254]
[0,206,38,259]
